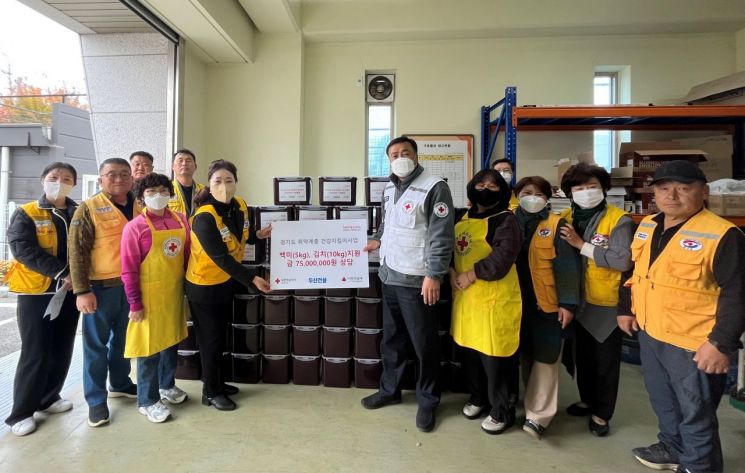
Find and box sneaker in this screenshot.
[138,401,171,423]
[160,386,188,404]
[11,417,36,437]
[632,442,680,471]
[40,399,73,414]
[481,415,514,435]
[416,407,436,433]
[462,402,486,419]
[87,403,110,427]
[361,392,401,410]
[108,384,137,399]
[523,419,546,440]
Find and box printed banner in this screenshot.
[270,220,369,290]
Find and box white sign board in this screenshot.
[322,181,353,202]
[277,181,309,202]
[270,220,369,290]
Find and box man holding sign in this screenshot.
[361,136,455,433]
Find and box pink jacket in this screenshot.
[121,209,191,312]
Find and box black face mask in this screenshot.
[470,188,501,207]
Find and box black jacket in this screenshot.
[7,195,77,293]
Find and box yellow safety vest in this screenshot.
[626,209,737,351]
[508,193,519,212]
[527,213,562,313]
[125,209,188,358]
[451,211,522,357]
[85,192,142,280]
[6,202,59,294]
[186,197,249,286]
[168,180,204,217]
[561,204,627,307]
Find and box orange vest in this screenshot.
[627,209,737,351]
[186,197,249,286]
[527,213,562,313]
[6,202,59,294]
[85,192,142,280]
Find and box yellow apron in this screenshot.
[125,209,188,358]
[451,211,522,357]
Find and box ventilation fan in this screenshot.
[366,74,395,103]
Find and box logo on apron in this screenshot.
[456,232,471,256]
[162,237,183,257]
[680,238,703,251]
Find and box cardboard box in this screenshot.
[606,187,628,209]
[708,193,745,216]
[677,135,733,181]
[623,149,708,168]
[610,167,633,186]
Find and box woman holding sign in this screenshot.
[186,160,271,411]
[450,168,523,435]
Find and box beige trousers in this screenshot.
[522,351,562,428]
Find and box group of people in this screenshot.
[362,136,744,473]
[3,136,743,473]
[5,149,272,436]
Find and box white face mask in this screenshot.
[390,157,416,178]
[211,182,236,204]
[144,194,171,211]
[572,188,605,209]
[43,181,73,201]
[519,195,547,214]
[499,171,513,183]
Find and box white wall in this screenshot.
[737,28,745,71]
[181,41,208,173]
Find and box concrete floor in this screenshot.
[0,363,743,473]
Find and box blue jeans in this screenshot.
[639,331,727,473]
[82,285,135,407]
[137,345,178,407]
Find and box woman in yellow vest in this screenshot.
[513,176,581,440]
[451,168,523,435]
[4,163,79,437]
[121,173,190,423]
[558,162,634,437]
[186,160,271,411]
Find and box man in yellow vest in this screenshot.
[69,158,143,428]
[618,161,745,473]
[492,158,519,211]
[168,148,203,217]
[129,151,154,181]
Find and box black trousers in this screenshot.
[574,323,623,421]
[463,347,519,422]
[5,292,79,426]
[185,280,233,398]
[379,283,440,410]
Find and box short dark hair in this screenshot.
[173,148,196,162]
[491,158,514,172]
[514,176,552,198]
[194,160,239,207]
[466,168,512,212]
[41,162,77,182]
[560,162,611,197]
[386,136,418,156]
[129,151,154,163]
[133,173,174,201]
[99,158,131,173]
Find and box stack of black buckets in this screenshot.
[176,176,467,392]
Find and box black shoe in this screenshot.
[566,402,591,417]
[222,384,239,396]
[361,391,401,410]
[523,419,546,440]
[87,403,110,427]
[201,394,236,411]
[632,442,680,471]
[416,407,436,433]
[108,384,137,399]
[589,417,610,437]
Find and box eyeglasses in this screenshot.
[100,172,132,180]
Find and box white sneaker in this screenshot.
[481,415,507,435]
[11,417,37,437]
[41,399,73,414]
[159,386,188,404]
[138,401,171,424]
[462,402,486,419]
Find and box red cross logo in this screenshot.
[404,203,412,211]
[438,205,445,213]
[162,237,182,257]
[275,278,280,284]
[457,236,469,252]
[168,242,178,253]
[342,277,347,282]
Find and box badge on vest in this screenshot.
[590,233,609,246]
[538,228,551,238]
[680,238,703,251]
[402,201,415,214]
[33,220,52,228]
[434,202,449,218]
[456,232,471,256]
[163,237,183,257]
[219,226,231,241]
[95,206,113,214]
[635,232,649,241]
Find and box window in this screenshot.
[593,72,618,170]
[366,105,393,176]
[82,174,100,200]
